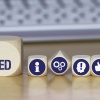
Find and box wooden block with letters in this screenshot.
[0,36,22,76]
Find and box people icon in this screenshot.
[35,62,40,72]
[76,62,86,73]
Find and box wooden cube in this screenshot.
[28,55,47,76]
[91,55,100,76]
[48,50,71,75]
[72,55,90,76]
[0,36,22,76]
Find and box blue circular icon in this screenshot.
[92,59,100,75]
[51,57,68,73]
[29,59,45,75]
[73,59,90,75]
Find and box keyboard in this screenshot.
[0,0,100,42]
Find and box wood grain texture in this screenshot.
[0,41,100,100]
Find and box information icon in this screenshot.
[73,59,90,75]
[29,59,45,75]
[51,57,68,73]
[92,59,100,75]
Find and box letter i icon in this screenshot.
[35,62,40,72]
